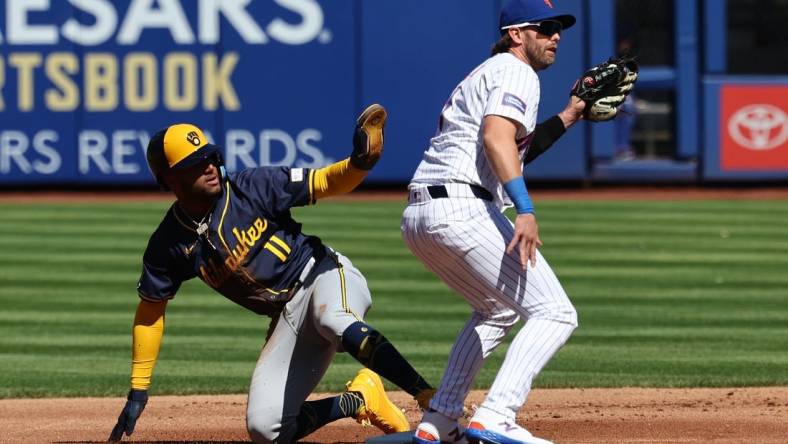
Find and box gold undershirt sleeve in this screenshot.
[130,300,166,390]
[312,158,368,200]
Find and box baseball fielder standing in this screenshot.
[108,105,436,443]
[402,1,637,443]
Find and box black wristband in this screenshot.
[524,115,567,165]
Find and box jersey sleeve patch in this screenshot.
[233,167,312,211]
[290,168,305,183]
[502,93,527,114]
[483,65,538,129]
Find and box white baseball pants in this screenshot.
[401,185,578,421]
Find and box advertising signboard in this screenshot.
[703,79,788,180]
[720,85,788,171]
[0,0,356,185]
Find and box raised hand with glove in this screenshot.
[570,55,639,122]
[309,103,388,200]
[523,55,640,166]
[350,104,387,170]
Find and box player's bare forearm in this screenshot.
[482,115,522,182]
[483,115,543,267]
[559,96,586,128]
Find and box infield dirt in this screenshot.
[2,387,786,443]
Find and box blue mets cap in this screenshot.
[499,0,576,34]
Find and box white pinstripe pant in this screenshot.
[401,187,578,421]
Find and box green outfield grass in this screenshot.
[1,198,787,398]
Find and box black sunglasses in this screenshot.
[526,20,563,37]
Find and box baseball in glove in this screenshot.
[571,55,639,122]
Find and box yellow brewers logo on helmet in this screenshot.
[146,123,222,187]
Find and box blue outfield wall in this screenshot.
[360,0,587,181]
[0,0,588,186]
[0,0,785,186]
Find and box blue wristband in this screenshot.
[503,177,535,214]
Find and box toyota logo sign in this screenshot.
[727,104,788,151]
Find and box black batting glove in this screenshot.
[350,104,387,170]
[108,389,148,442]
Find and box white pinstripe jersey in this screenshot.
[410,53,540,210]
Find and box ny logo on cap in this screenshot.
[544,0,554,8]
[186,131,201,146]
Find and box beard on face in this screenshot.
[168,161,222,199]
[525,38,556,71]
[191,166,222,198]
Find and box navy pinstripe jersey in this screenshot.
[137,166,323,316]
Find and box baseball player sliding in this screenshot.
[108,105,436,443]
[401,1,637,443]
